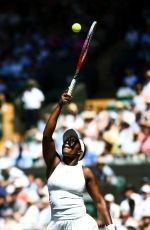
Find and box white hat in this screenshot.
[27,191,40,203]
[109,111,118,120]
[39,185,49,197]
[0,159,13,169]
[82,111,96,120]
[68,103,78,113]
[120,203,130,212]
[4,140,13,149]
[142,210,150,218]
[6,185,15,194]
[144,96,150,104]
[41,196,49,203]
[14,177,29,188]
[141,184,150,193]
[104,194,114,202]
[125,219,138,228]
[115,101,124,109]
[35,132,42,141]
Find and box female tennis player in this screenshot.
[42,90,115,230]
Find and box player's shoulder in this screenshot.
[82,166,95,180]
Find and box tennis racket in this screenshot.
[68,20,97,95]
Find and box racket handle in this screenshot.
[68,78,76,95]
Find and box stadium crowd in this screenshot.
[1,68,150,169]
[0,0,150,229]
[0,71,150,228]
[0,162,150,229]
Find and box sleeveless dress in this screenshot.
[47,161,98,230]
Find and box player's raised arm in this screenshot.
[42,90,71,177]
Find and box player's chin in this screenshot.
[62,148,71,155]
[62,153,74,159]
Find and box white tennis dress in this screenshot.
[47,161,98,230]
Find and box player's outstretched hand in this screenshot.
[59,90,72,106]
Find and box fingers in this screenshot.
[64,95,72,103]
[61,91,72,104]
[63,90,72,98]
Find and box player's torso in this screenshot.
[47,161,86,220]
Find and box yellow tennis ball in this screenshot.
[72,23,81,33]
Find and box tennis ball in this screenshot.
[72,23,81,33]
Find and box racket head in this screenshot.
[75,21,97,75]
[68,21,97,95]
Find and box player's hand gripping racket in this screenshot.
[68,21,97,95]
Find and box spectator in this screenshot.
[96,109,110,133]
[0,186,7,217]
[119,130,141,157]
[139,184,150,220]
[123,68,139,89]
[0,93,6,139]
[27,132,44,167]
[37,196,51,228]
[19,191,40,228]
[125,218,139,230]
[138,120,150,154]
[93,157,119,186]
[81,145,98,166]
[1,208,22,230]
[0,161,26,185]
[124,26,139,48]
[37,112,50,133]
[14,141,33,169]
[140,210,150,230]
[142,97,150,121]
[116,84,136,100]
[132,83,146,113]
[21,79,45,131]
[120,184,142,220]
[141,69,150,99]
[141,177,150,187]
[25,174,38,192]
[81,110,98,138]
[115,206,136,230]
[34,177,47,198]
[62,102,84,131]
[117,119,135,155]
[0,140,16,167]
[0,78,8,95]
[5,185,27,223]
[104,193,121,222]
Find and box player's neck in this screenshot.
[62,157,78,166]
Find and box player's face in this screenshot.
[62,136,81,158]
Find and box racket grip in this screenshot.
[68,78,76,95]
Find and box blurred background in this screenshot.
[0,0,150,229]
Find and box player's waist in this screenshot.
[51,205,86,220]
[50,196,85,209]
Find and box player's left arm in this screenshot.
[83,167,115,229]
